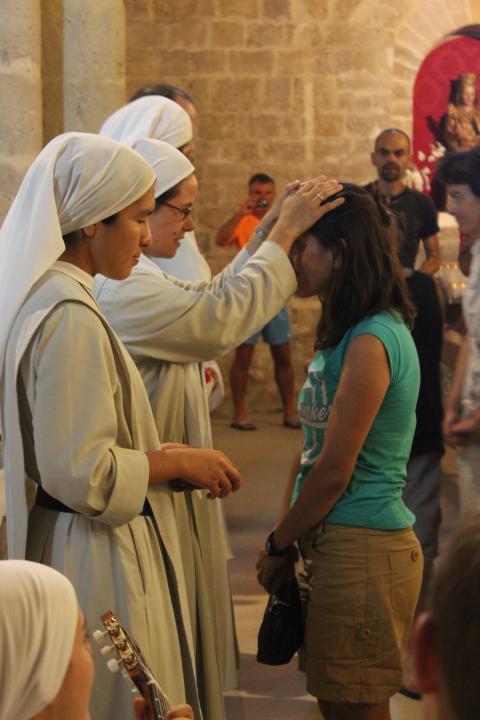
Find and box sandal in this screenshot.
[230,421,258,431]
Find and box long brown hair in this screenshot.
[310,184,415,350]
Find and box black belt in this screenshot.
[35,485,153,517]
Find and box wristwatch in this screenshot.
[265,531,292,557]
[254,226,268,241]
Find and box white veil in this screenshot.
[0,560,78,720]
[0,131,155,386]
[100,96,193,149]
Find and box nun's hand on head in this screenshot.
[258,179,302,232]
[277,178,344,239]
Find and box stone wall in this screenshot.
[123,0,474,415]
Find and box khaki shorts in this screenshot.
[298,523,423,704]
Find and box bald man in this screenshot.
[365,128,441,274]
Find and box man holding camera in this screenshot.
[216,173,299,431]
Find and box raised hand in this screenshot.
[277,178,344,238]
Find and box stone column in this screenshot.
[0,0,43,222]
[63,0,127,132]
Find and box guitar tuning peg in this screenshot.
[121,670,129,680]
[130,688,138,696]
[92,629,108,645]
[100,645,115,657]
[106,658,121,673]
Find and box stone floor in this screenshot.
[213,411,460,720]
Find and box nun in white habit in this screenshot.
[101,96,222,411]
[100,96,210,282]
[0,132,240,720]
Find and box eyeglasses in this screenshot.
[162,201,193,221]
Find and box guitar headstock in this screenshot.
[93,610,170,720]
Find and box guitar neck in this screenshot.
[148,679,171,720]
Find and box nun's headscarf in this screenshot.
[133,138,194,199]
[100,96,193,149]
[0,131,155,383]
[0,560,78,720]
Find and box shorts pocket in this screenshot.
[389,544,422,615]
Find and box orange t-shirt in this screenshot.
[233,213,259,251]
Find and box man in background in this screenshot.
[216,174,299,430]
[365,128,441,274]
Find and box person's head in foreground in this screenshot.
[288,183,414,348]
[0,560,194,720]
[0,560,90,720]
[437,145,480,242]
[413,508,480,720]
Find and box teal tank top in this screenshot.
[291,311,420,529]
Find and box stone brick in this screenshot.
[199,113,237,140]
[263,0,292,19]
[211,78,261,108]
[228,50,275,74]
[294,0,328,20]
[189,50,226,73]
[315,112,344,137]
[209,21,245,47]
[151,0,216,20]
[241,113,281,137]
[160,22,210,48]
[247,22,285,47]
[262,77,291,110]
[313,76,338,112]
[217,141,261,162]
[275,49,306,75]
[219,0,259,18]
[262,141,306,163]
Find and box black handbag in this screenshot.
[256,579,304,665]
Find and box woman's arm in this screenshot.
[276,449,302,523]
[272,333,391,550]
[443,334,469,446]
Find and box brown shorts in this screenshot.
[298,523,423,704]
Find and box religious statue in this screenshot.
[444,72,480,151]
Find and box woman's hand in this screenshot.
[148,447,241,498]
[443,409,480,446]
[267,178,344,253]
[257,179,302,234]
[168,447,242,498]
[279,178,344,236]
[443,407,462,447]
[256,548,298,594]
